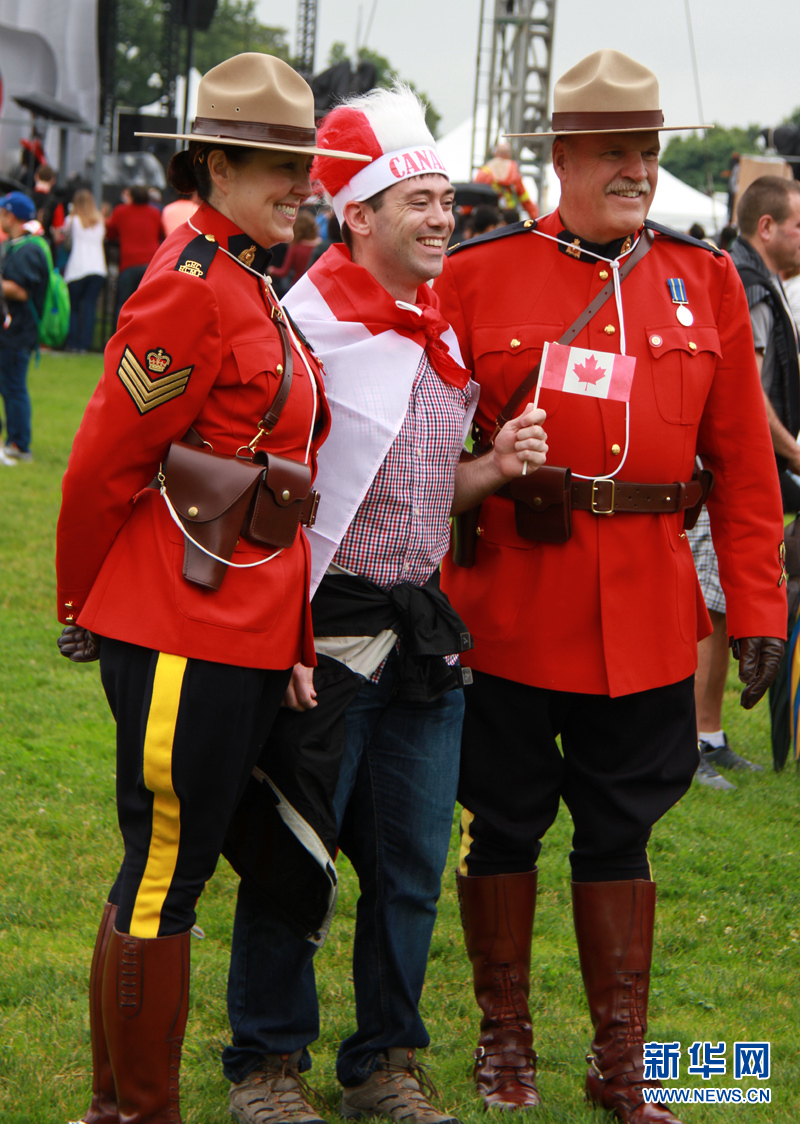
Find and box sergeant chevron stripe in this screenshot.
[117,346,193,414]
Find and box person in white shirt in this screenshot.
[63,189,107,352]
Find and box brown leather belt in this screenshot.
[497,477,704,515]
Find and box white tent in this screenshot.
[438,115,725,234]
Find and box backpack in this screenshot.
[8,234,70,349]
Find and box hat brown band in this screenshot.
[551,109,665,132]
[192,116,317,146]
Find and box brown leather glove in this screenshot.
[731,636,784,709]
[57,625,101,663]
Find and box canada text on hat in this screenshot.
[506,49,706,138]
[313,84,449,224]
[0,191,36,221]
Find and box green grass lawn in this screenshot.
[1,351,798,1122]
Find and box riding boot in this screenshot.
[69,902,119,1124]
[456,869,540,1108]
[102,927,191,1124]
[572,880,683,1124]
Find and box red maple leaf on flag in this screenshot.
[572,354,608,388]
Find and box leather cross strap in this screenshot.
[490,228,654,441]
[260,306,294,434]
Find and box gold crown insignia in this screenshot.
[238,244,257,267]
[146,348,172,374]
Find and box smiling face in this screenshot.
[553,130,660,244]
[345,174,455,302]
[208,147,313,248]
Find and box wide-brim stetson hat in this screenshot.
[136,52,370,163]
[507,49,706,138]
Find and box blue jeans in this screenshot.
[67,274,105,351]
[0,347,32,452]
[223,651,464,1086]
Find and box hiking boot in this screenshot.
[230,1051,328,1124]
[340,1049,459,1124]
[694,754,736,791]
[700,735,763,772]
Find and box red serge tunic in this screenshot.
[435,211,787,697]
[56,202,331,670]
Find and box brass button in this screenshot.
[476,526,484,536]
[604,324,616,335]
[188,506,199,518]
[599,269,609,280]
[64,601,73,608]
[650,334,663,347]
[524,220,533,228]
[533,496,543,507]
[611,443,621,456]
[65,614,74,622]
[281,489,291,501]
[276,363,284,375]
[688,341,697,351]
[679,532,686,540]
[204,234,215,242]
[510,338,521,349]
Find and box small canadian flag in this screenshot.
[539,342,635,402]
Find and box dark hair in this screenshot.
[737,175,800,238]
[168,141,255,202]
[688,223,705,241]
[130,184,150,205]
[472,205,503,235]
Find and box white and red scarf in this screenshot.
[284,244,475,594]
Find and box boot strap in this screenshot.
[587,1053,637,1082]
[475,1044,537,1066]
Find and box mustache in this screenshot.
[605,178,652,196]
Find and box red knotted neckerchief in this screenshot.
[307,244,470,389]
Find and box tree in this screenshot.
[324,42,442,138]
[115,0,289,111]
[192,1,289,77]
[660,124,762,194]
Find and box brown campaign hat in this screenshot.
[136,52,370,162]
[506,49,706,138]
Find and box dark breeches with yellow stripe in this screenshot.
[99,637,291,937]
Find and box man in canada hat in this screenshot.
[433,49,787,1121]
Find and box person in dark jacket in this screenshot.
[0,191,48,462]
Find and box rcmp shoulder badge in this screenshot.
[117,346,193,414]
[174,233,219,278]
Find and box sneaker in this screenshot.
[694,753,737,791]
[229,1052,328,1124]
[700,734,764,772]
[340,1048,460,1124]
[0,449,17,466]
[3,443,33,462]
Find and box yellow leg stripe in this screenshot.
[458,808,475,876]
[130,653,187,939]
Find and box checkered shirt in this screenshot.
[334,351,472,591]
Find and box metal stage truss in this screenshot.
[471,0,557,211]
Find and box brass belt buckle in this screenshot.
[591,478,615,515]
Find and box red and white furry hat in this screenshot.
[313,83,449,224]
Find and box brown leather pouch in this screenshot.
[244,451,314,549]
[162,441,264,590]
[509,465,573,543]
